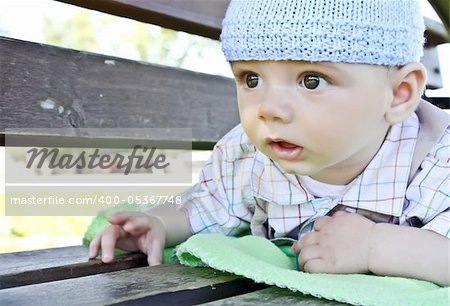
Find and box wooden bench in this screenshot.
[1,0,449,305]
[0,246,347,305]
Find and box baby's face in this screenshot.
[231,60,394,184]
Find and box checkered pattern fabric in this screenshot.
[180,112,449,239]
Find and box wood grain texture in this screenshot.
[55,0,230,40]
[0,246,339,306]
[0,37,239,149]
[0,264,249,306]
[201,286,349,306]
[0,246,147,289]
[0,246,89,275]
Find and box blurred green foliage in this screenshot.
[41,10,221,70]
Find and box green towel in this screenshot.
[176,234,449,306]
[84,209,449,306]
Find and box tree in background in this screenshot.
[41,9,223,74]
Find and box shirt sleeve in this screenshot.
[405,127,450,238]
[421,208,450,237]
[180,125,256,236]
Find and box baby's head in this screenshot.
[220,0,427,184]
[221,0,425,65]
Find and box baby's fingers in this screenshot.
[298,245,322,272]
[99,225,126,263]
[109,212,150,236]
[291,232,319,254]
[144,218,166,266]
[88,233,102,259]
[146,238,164,266]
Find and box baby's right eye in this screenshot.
[245,73,263,88]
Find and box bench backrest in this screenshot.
[1,0,448,149]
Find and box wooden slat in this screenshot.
[0,264,265,306]
[55,1,448,45]
[56,0,230,40]
[429,0,449,33]
[201,286,348,306]
[0,37,239,150]
[424,96,449,109]
[116,278,267,306]
[424,18,449,46]
[0,246,337,305]
[0,246,147,289]
[0,246,89,275]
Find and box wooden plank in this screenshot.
[424,96,449,109]
[200,286,348,306]
[424,17,449,46]
[0,246,89,275]
[55,1,448,46]
[0,246,147,289]
[0,264,265,305]
[114,278,268,306]
[54,1,449,45]
[0,37,239,150]
[56,0,230,40]
[429,0,449,33]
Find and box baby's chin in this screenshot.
[277,164,318,176]
[265,155,320,176]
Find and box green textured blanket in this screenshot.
[176,234,449,306]
[84,208,449,306]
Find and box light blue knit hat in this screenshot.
[220,0,425,66]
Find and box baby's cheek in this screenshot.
[240,122,260,146]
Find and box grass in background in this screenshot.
[0,193,93,253]
[0,187,184,253]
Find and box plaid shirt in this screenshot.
[181,112,450,239]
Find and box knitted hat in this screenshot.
[220,0,425,66]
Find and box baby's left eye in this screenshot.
[299,75,329,90]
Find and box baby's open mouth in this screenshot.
[267,139,304,161]
[276,141,298,148]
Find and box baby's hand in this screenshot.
[88,211,166,266]
[292,212,376,274]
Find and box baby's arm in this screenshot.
[369,221,449,286]
[147,203,192,247]
[292,212,449,286]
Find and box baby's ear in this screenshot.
[384,63,426,124]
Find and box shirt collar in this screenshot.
[251,113,419,217]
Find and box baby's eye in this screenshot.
[245,73,263,88]
[299,75,329,90]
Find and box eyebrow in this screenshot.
[231,60,345,70]
[300,61,347,73]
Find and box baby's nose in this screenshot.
[257,98,293,123]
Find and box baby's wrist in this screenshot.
[367,222,380,274]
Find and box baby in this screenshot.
[89,0,450,286]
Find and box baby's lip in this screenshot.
[266,137,298,147]
[266,137,304,161]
